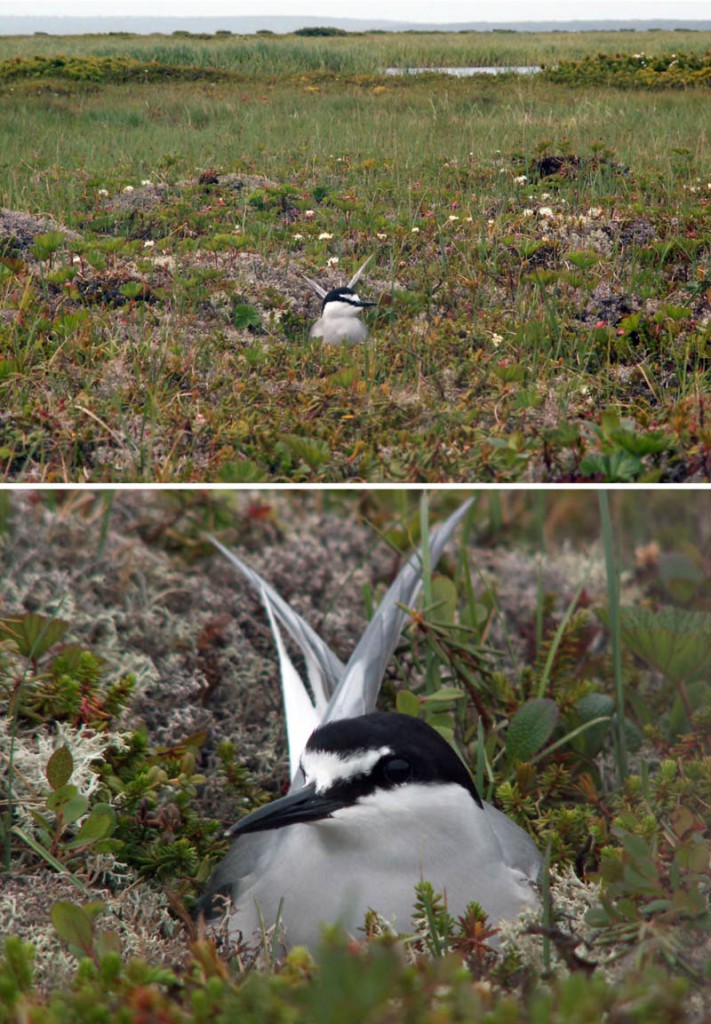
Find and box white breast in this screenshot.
[310,316,369,346]
[226,784,539,950]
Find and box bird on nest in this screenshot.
[197,501,542,952]
[304,255,376,345]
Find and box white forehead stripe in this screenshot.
[302,746,392,793]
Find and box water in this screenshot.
[384,65,542,77]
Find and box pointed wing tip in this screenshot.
[348,253,374,289]
[302,274,327,299]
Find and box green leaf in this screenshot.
[50,901,94,957]
[232,302,261,329]
[46,784,79,811]
[217,459,268,483]
[567,249,600,270]
[431,723,454,745]
[506,698,559,763]
[31,230,65,261]
[657,551,705,603]
[429,575,457,624]
[0,612,69,659]
[61,795,90,825]
[574,693,614,754]
[420,686,465,705]
[610,428,670,457]
[46,745,74,790]
[279,434,331,471]
[95,931,122,960]
[396,690,421,718]
[607,605,711,681]
[118,281,145,299]
[65,811,115,850]
[584,905,611,928]
[580,451,643,483]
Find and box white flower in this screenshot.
[522,208,534,218]
[123,186,135,193]
[411,226,420,233]
[376,232,388,240]
[491,333,503,348]
[318,232,333,240]
[514,174,528,185]
[72,255,81,264]
[448,214,459,222]
[293,233,304,240]
[326,256,339,267]
[141,179,153,187]
[538,207,554,218]
[304,209,315,219]
[464,216,473,222]
[540,192,551,200]
[98,188,109,197]
[143,240,155,249]
[487,218,495,226]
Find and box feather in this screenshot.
[302,274,327,300]
[206,538,343,712]
[323,499,474,723]
[347,254,374,290]
[261,592,320,777]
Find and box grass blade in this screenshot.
[599,491,628,784]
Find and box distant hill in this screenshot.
[3,16,710,36]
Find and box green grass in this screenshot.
[0,31,709,481]
[2,28,710,71]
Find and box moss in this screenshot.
[1,491,709,1020]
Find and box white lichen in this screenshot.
[1,719,127,826]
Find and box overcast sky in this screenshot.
[4,1,708,23]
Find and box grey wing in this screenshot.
[302,274,327,300]
[195,831,274,919]
[347,254,373,289]
[207,537,345,710]
[323,498,474,723]
[483,802,543,881]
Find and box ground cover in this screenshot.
[0,32,709,481]
[0,489,709,1021]
[1,27,710,71]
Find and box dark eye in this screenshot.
[383,757,412,784]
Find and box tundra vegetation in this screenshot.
[0,30,709,481]
[0,488,709,1022]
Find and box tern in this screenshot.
[198,501,541,951]
[305,255,376,346]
